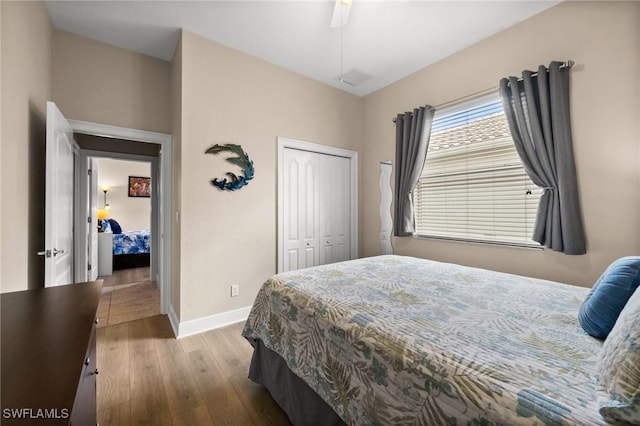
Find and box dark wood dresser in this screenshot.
[1,280,102,425]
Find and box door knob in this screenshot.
[37,248,65,257]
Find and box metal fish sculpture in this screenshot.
[205,144,255,191]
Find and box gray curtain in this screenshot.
[394,105,435,237]
[499,61,586,254]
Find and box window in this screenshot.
[413,94,542,246]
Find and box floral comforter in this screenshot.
[112,230,150,255]
[242,255,607,425]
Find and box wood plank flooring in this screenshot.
[101,267,151,287]
[97,267,160,327]
[97,317,292,426]
[96,267,288,425]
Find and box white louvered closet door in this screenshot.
[282,149,351,272]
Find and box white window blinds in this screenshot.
[413,94,542,246]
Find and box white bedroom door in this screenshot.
[281,146,353,272]
[42,101,77,287]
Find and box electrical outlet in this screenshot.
[231,284,239,297]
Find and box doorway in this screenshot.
[88,156,159,325]
[71,120,172,316]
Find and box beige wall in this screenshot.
[95,158,151,231]
[638,5,640,224]
[53,30,172,134]
[178,30,363,321]
[1,1,53,292]
[362,1,640,287]
[171,34,183,318]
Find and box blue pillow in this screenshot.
[108,218,122,234]
[578,256,640,339]
[101,219,112,232]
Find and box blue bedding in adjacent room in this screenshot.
[112,230,150,255]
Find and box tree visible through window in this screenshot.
[413,94,542,246]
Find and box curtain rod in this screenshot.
[522,59,574,80]
[392,60,574,123]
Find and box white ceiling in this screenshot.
[45,1,559,97]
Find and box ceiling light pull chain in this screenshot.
[340,23,344,83]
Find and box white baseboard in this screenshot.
[173,305,252,339]
[168,304,180,338]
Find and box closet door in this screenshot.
[283,149,320,271]
[319,154,351,265]
[282,147,352,272]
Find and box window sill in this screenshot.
[412,234,544,250]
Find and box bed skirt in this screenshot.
[248,339,346,426]
[113,253,150,270]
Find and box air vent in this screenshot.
[337,68,372,87]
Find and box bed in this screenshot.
[242,255,614,425]
[102,219,151,270]
[112,229,151,270]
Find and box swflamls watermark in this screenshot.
[2,408,70,419]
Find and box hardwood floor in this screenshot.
[101,266,151,287]
[97,317,291,426]
[97,267,160,327]
[96,268,288,425]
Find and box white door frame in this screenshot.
[88,158,99,281]
[277,136,358,273]
[70,120,172,315]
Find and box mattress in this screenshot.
[242,255,607,425]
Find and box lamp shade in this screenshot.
[97,209,108,221]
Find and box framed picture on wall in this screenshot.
[128,176,151,198]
